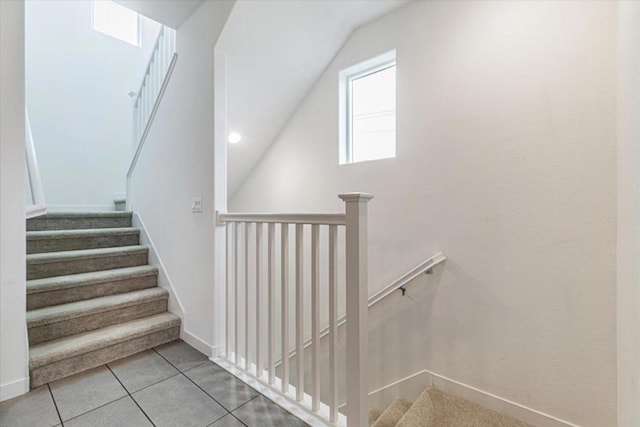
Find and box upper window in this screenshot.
[92,1,140,47]
[339,50,396,164]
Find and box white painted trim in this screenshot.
[25,204,47,219]
[131,213,186,319]
[46,204,115,213]
[182,329,217,358]
[346,369,580,427]
[0,377,30,402]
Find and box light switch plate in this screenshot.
[191,197,203,213]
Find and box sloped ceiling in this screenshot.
[114,0,203,29]
[219,0,410,196]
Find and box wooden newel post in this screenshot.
[339,192,374,427]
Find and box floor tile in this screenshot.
[49,365,127,421]
[108,350,179,393]
[208,413,246,427]
[133,374,228,427]
[64,396,152,427]
[0,386,60,427]
[233,395,308,427]
[184,362,259,411]
[154,340,209,372]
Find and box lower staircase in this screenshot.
[369,387,530,427]
[26,212,181,387]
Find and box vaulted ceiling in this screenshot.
[114,0,204,29]
[218,0,410,196]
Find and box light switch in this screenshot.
[191,197,203,213]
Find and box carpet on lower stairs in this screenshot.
[369,387,531,427]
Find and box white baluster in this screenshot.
[268,223,275,385]
[339,193,373,427]
[245,222,250,371]
[255,222,262,377]
[295,224,304,402]
[328,224,338,422]
[234,222,240,365]
[281,223,289,393]
[311,224,320,411]
[226,223,231,360]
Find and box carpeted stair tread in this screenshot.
[368,408,383,426]
[30,312,180,369]
[27,212,133,231]
[396,388,435,427]
[27,227,140,240]
[426,388,530,427]
[27,266,158,294]
[371,398,413,427]
[27,227,140,253]
[27,245,147,264]
[27,245,148,279]
[27,287,168,327]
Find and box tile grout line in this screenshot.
[62,395,131,425]
[151,348,235,418]
[47,383,64,427]
[105,364,156,427]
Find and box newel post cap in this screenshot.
[338,192,374,203]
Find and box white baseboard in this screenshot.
[132,213,186,319]
[0,377,29,402]
[182,329,217,358]
[46,204,114,212]
[359,369,580,427]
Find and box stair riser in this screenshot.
[27,234,140,254]
[28,299,168,345]
[27,274,157,310]
[27,252,148,280]
[27,216,132,231]
[30,327,180,387]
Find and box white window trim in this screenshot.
[339,49,396,165]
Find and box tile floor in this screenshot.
[0,340,309,427]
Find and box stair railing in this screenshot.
[25,108,46,218]
[216,193,373,427]
[276,252,447,369]
[126,25,177,206]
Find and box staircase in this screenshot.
[26,212,181,388]
[368,387,530,427]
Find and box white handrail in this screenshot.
[126,25,177,203]
[217,212,346,226]
[278,252,447,366]
[218,193,373,426]
[25,109,46,218]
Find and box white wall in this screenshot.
[230,1,617,425]
[128,0,235,355]
[617,2,640,426]
[26,0,161,211]
[0,0,29,401]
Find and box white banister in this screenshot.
[126,25,177,207]
[25,108,46,218]
[216,193,372,427]
[339,193,373,427]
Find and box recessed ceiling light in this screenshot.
[228,132,242,144]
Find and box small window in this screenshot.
[339,50,396,164]
[92,1,140,47]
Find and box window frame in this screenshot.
[339,49,397,165]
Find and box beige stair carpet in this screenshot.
[427,387,529,427]
[369,408,383,426]
[396,388,434,427]
[371,398,413,427]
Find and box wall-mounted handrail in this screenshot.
[217,193,373,427]
[25,108,46,218]
[277,252,447,367]
[126,25,177,207]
